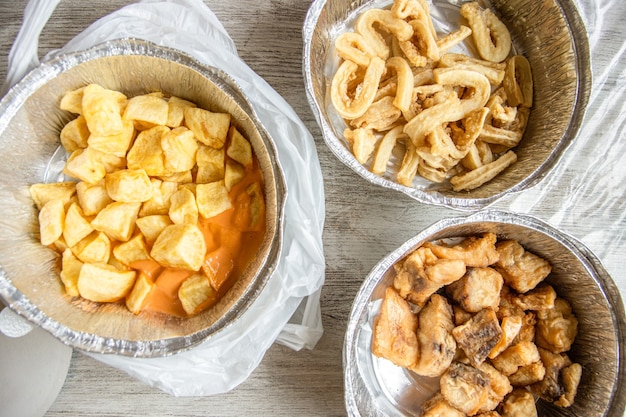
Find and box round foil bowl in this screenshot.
[344,210,626,416]
[0,39,286,357]
[303,0,592,210]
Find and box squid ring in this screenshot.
[355,9,413,60]
[386,56,414,113]
[503,55,533,107]
[335,32,376,67]
[460,2,511,63]
[330,56,386,119]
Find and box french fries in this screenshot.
[30,84,267,317]
[330,0,533,191]
[372,234,582,415]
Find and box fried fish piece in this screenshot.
[491,341,541,376]
[535,297,578,354]
[424,233,499,268]
[476,362,513,413]
[510,284,556,311]
[421,392,465,417]
[530,347,582,408]
[446,266,503,312]
[452,307,502,367]
[499,388,537,417]
[488,315,522,359]
[508,360,546,386]
[494,240,551,293]
[393,246,466,308]
[440,362,491,415]
[372,286,419,369]
[412,294,457,377]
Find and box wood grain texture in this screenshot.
[0,0,624,416]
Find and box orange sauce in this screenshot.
[138,157,267,317]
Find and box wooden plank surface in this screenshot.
[0,0,624,416]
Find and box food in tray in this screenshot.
[30,84,266,318]
[329,0,533,191]
[372,233,581,415]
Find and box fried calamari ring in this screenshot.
[460,2,511,63]
[330,56,386,119]
[355,9,413,61]
[439,53,506,85]
[335,32,377,67]
[397,141,420,186]
[504,55,533,107]
[403,68,490,147]
[344,127,378,164]
[436,25,472,53]
[452,150,517,191]
[350,95,403,132]
[399,19,439,67]
[371,125,407,175]
[391,0,437,40]
[386,56,414,113]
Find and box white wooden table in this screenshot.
[0,0,624,415]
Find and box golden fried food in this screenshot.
[535,297,578,353]
[411,294,456,377]
[330,0,532,191]
[30,84,267,318]
[499,389,537,417]
[372,286,419,368]
[452,308,502,367]
[440,362,491,415]
[494,239,552,293]
[373,234,582,414]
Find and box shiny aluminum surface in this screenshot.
[343,210,626,416]
[0,39,286,357]
[303,0,592,210]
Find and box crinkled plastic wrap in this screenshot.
[1,0,325,396]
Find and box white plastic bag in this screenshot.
[4,0,326,396]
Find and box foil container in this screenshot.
[303,0,592,210]
[0,39,286,357]
[343,210,626,416]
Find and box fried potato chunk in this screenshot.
[60,248,82,297]
[494,240,551,293]
[135,214,172,246]
[150,224,206,271]
[226,126,253,167]
[196,145,225,183]
[87,117,135,157]
[372,286,419,369]
[196,181,233,219]
[535,297,578,353]
[60,115,90,152]
[38,199,65,246]
[452,307,502,367]
[72,231,111,264]
[166,96,197,128]
[168,188,199,225]
[63,202,94,248]
[105,169,153,203]
[77,262,136,302]
[81,84,127,136]
[499,389,537,417]
[75,180,113,216]
[113,234,151,266]
[446,266,503,312]
[440,362,491,415]
[178,272,219,316]
[123,94,169,128]
[412,294,456,377]
[162,126,198,173]
[184,107,231,149]
[29,182,77,211]
[125,272,154,314]
[91,202,141,242]
[126,125,170,176]
[424,233,499,268]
